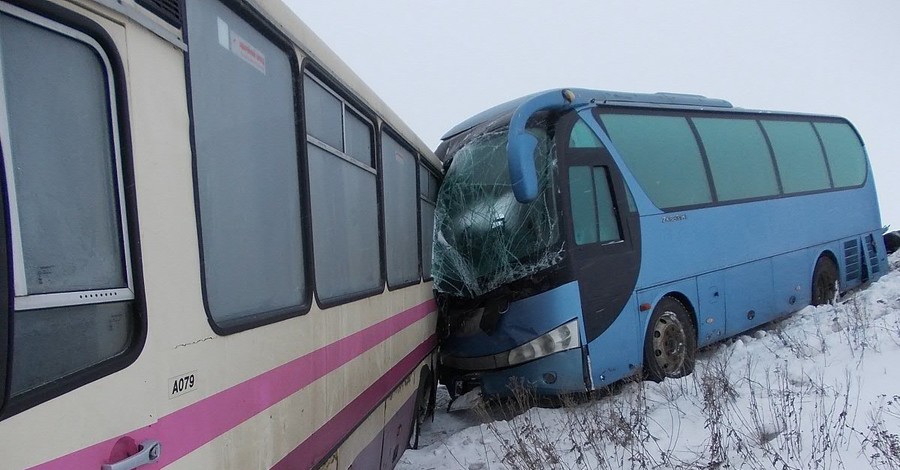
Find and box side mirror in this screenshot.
[507,89,577,203]
[507,133,540,203]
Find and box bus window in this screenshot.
[761,120,832,193]
[814,122,867,188]
[569,119,604,148]
[382,132,419,288]
[600,113,712,209]
[568,166,622,245]
[0,9,137,396]
[187,0,307,328]
[419,164,438,279]
[304,75,380,305]
[693,117,780,201]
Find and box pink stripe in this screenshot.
[30,299,436,470]
[272,336,436,470]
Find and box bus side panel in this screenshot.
[723,258,775,336]
[636,188,882,293]
[586,293,643,388]
[696,272,726,347]
[772,249,816,315]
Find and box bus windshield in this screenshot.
[432,124,560,298]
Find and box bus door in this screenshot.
[557,113,641,345]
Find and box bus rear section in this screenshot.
[435,89,888,398]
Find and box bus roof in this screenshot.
[441,88,734,141]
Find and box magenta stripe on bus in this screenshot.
[29,299,436,470]
[272,337,435,469]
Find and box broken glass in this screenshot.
[432,124,561,298]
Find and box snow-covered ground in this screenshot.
[401,252,900,469]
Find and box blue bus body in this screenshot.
[435,89,888,396]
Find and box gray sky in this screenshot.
[286,0,899,228]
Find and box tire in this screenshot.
[885,231,900,255]
[409,370,434,450]
[643,297,697,383]
[811,256,838,306]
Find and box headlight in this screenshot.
[507,319,581,367]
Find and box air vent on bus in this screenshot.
[866,234,880,275]
[136,0,182,28]
[843,240,860,282]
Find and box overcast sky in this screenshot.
[286,0,899,228]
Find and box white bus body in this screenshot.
[0,0,440,468]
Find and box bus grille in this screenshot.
[136,0,182,28]
[866,234,880,275]
[844,240,860,282]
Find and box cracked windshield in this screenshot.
[432,123,561,298]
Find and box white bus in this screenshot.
[0,0,441,468]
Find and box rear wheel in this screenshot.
[409,369,434,450]
[643,297,697,382]
[811,256,838,306]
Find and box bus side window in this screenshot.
[814,122,867,188]
[761,120,832,193]
[569,119,604,148]
[0,8,138,401]
[381,132,418,288]
[419,164,438,279]
[187,0,307,329]
[568,166,622,245]
[304,74,381,305]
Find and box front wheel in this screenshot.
[643,297,697,382]
[811,256,838,306]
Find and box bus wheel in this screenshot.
[410,369,434,450]
[811,256,838,306]
[644,297,696,382]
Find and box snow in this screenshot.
[401,252,900,469]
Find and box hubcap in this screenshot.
[652,311,686,376]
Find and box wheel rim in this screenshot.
[651,311,686,376]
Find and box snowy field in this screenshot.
[401,252,900,469]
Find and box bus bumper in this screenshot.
[445,347,586,397]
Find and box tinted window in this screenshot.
[568,166,621,245]
[814,122,867,188]
[601,113,712,209]
[569,167,598,245]
[382,133,419,286]
[569,119,603,148]
[761,120,831,193]
[693,118,780,201]
[0,9,136,397]
[188,0,306,325]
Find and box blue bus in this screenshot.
[434,89,888,396]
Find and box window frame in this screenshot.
[300,65,384,309]
[418,159,440,281]
[691,116,781,202]
[380,125,421,291]
[184,0,312,334]
[0,0,146,420]
[0,3,134,312]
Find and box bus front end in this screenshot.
[433,95,593,397]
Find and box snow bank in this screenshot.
[402,252,900,469]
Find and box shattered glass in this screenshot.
[433,123,561,298]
